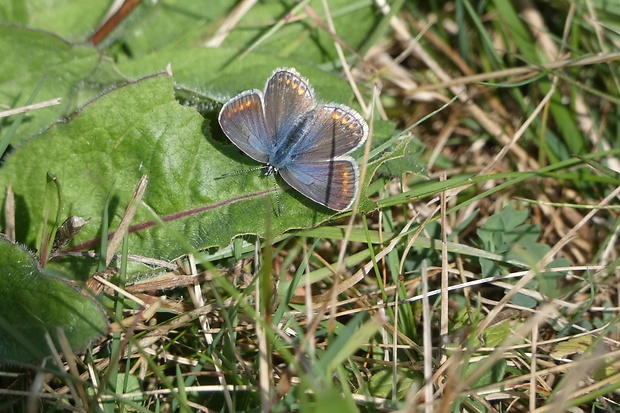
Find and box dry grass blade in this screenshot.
[0,98,62,118]
[105,175,147,266]
[205,0,259,47]
[3,185,14,241]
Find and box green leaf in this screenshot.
[301,383,359,413]
[378,136,427,178]
[476,203,543,275]
[316,313,384,377]
[0,1,111,41]
[550,335,593,360]
[477,203,532,253]
[464,358,507,388]
[0,238,108,363]
[366,368,422,399]
[482,320,519,348]
[0,26,115,142]
[0,74,395,278]
[510,292,538,309]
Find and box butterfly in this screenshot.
[218,67,368,211]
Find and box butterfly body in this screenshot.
[218,68,368,211]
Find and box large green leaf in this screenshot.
[0,238,107,363]
[0,74,396,278]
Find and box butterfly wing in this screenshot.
[264,68,315,146]
[290,104,368,161]
[279,158,360,211]
[218,90,271,163]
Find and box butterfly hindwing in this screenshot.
[278,158,359,211]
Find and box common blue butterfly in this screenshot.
[218,68,368,211]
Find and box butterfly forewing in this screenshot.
[264,68,315,146]
[290,104,368,161]
[218,90,271,163]
[278,158,359,211]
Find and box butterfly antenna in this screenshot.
[215,165,268,180]
[272,175,282,216]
